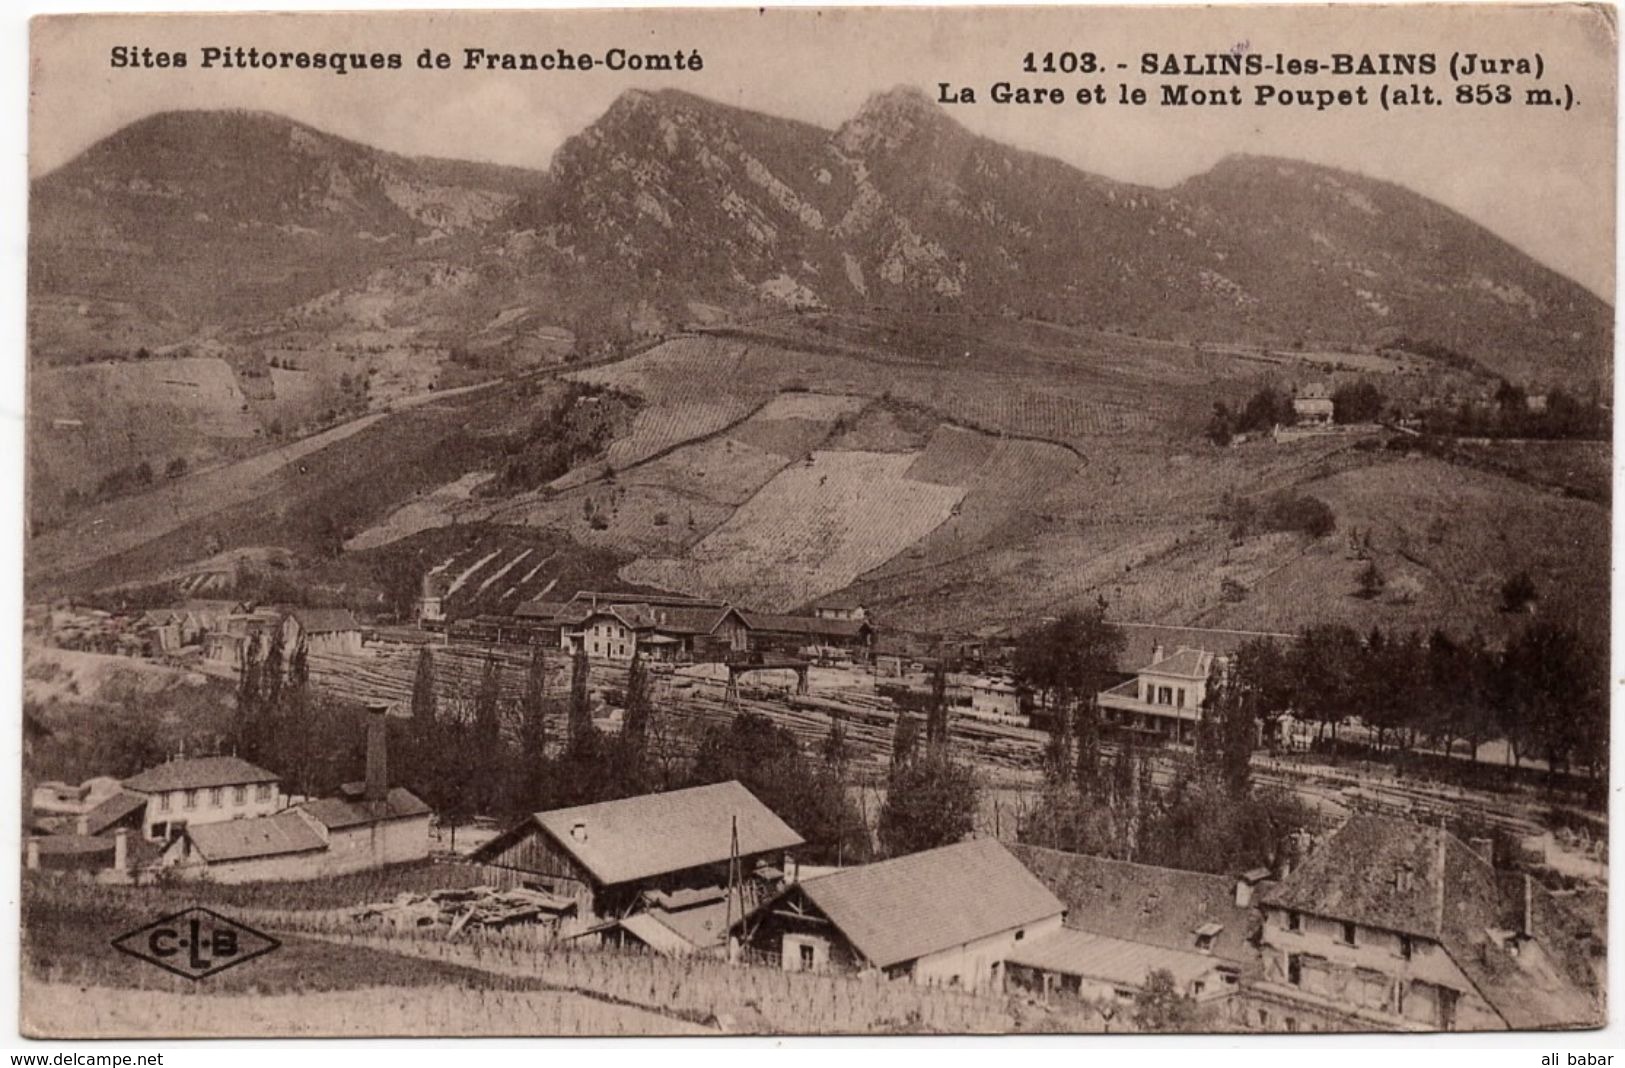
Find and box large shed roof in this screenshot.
[479,781,803,887]
[792,838,1064,970]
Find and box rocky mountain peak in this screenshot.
[833,84,963,156]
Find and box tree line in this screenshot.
[254,644,979,865]
[1008,605,1605,874]
[1012,607,1315,876]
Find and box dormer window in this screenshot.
[1194,922,1223,953]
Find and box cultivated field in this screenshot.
[624,450,966,610]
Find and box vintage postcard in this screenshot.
[20,4,1613,1039]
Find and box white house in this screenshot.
[122,756,283,843]
[157,706,431,882]
[1096,644,1221,745]
[1293,383,1335,426]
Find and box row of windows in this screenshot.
[156,783,272,812]
[1142,683,1187,707]
[1283,912,1412,958]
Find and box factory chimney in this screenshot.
[365,701,390,803]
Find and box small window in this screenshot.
[1287,910,1301,932]
[256,783,271,802]
[184,790,198,810]
[1341,920,1358,946]
[1258,1010,1270,1028]
[1399,935,1413,960]
[158,794,172,813]
[1287,954,1303,986]
[1286,1017,1299,1033]
[799,943,815,968]
[209,787,222,807]
[234,786,247,805]
[1014,929,1025,941]
[1191,981,1205,996]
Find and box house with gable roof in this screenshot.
[734,838,1065,992]
[1096,642,1223,745]
[1008,842,1270,1012]
[122,755,283,843]
[1251,815,1602,1032]
[470,781,804,930]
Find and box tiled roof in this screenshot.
[743,613,870,640]
[1010,843,1265,968]
[513,599,592,624]
[650,605,749,636]
[572,603,658,630]
[1260,816,1453,939]
[1112,623,1293,673]
[1459,873,1605,1029]
[1006,926,1220,990]
[1142,647,1215,679]
[186,810,326,862]
[480,781,803,887]
[124,756,279,793]
[794,838,1065,969]
[570,590,727,610]
[82,792,148,836]
[290,608,360,634]
[646,899,732,950]
[807,593,864,610]
[300,787,432,831]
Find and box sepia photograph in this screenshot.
[14,2,1616,1042]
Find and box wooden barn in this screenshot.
[469,781,804,931]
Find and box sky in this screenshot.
[29,5,1618,298]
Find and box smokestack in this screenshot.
[114,828,129,872]
[1151,642,1165,664]
[365,701,390,803]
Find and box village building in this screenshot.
[736,838,1065,992]
[948,672,1023,721]
[565,602,658,661]
[577,885,736,956]
[469,781,803,932]
[1293,382,1334,426]
[743,612,874,663]
[284,608,364,657]
[1009,843,1267,1015]
[122,755,283,843]
[1096,644,1221,745]
[1251,815,1602,1032]
[415,574,447,629]
[806,594,867,622]
[643,604,753,662]
[157,705,431,883]
[202,607,285,668]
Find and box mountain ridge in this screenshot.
[29,88,1613,388]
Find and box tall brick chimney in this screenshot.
[365,701,390,803]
